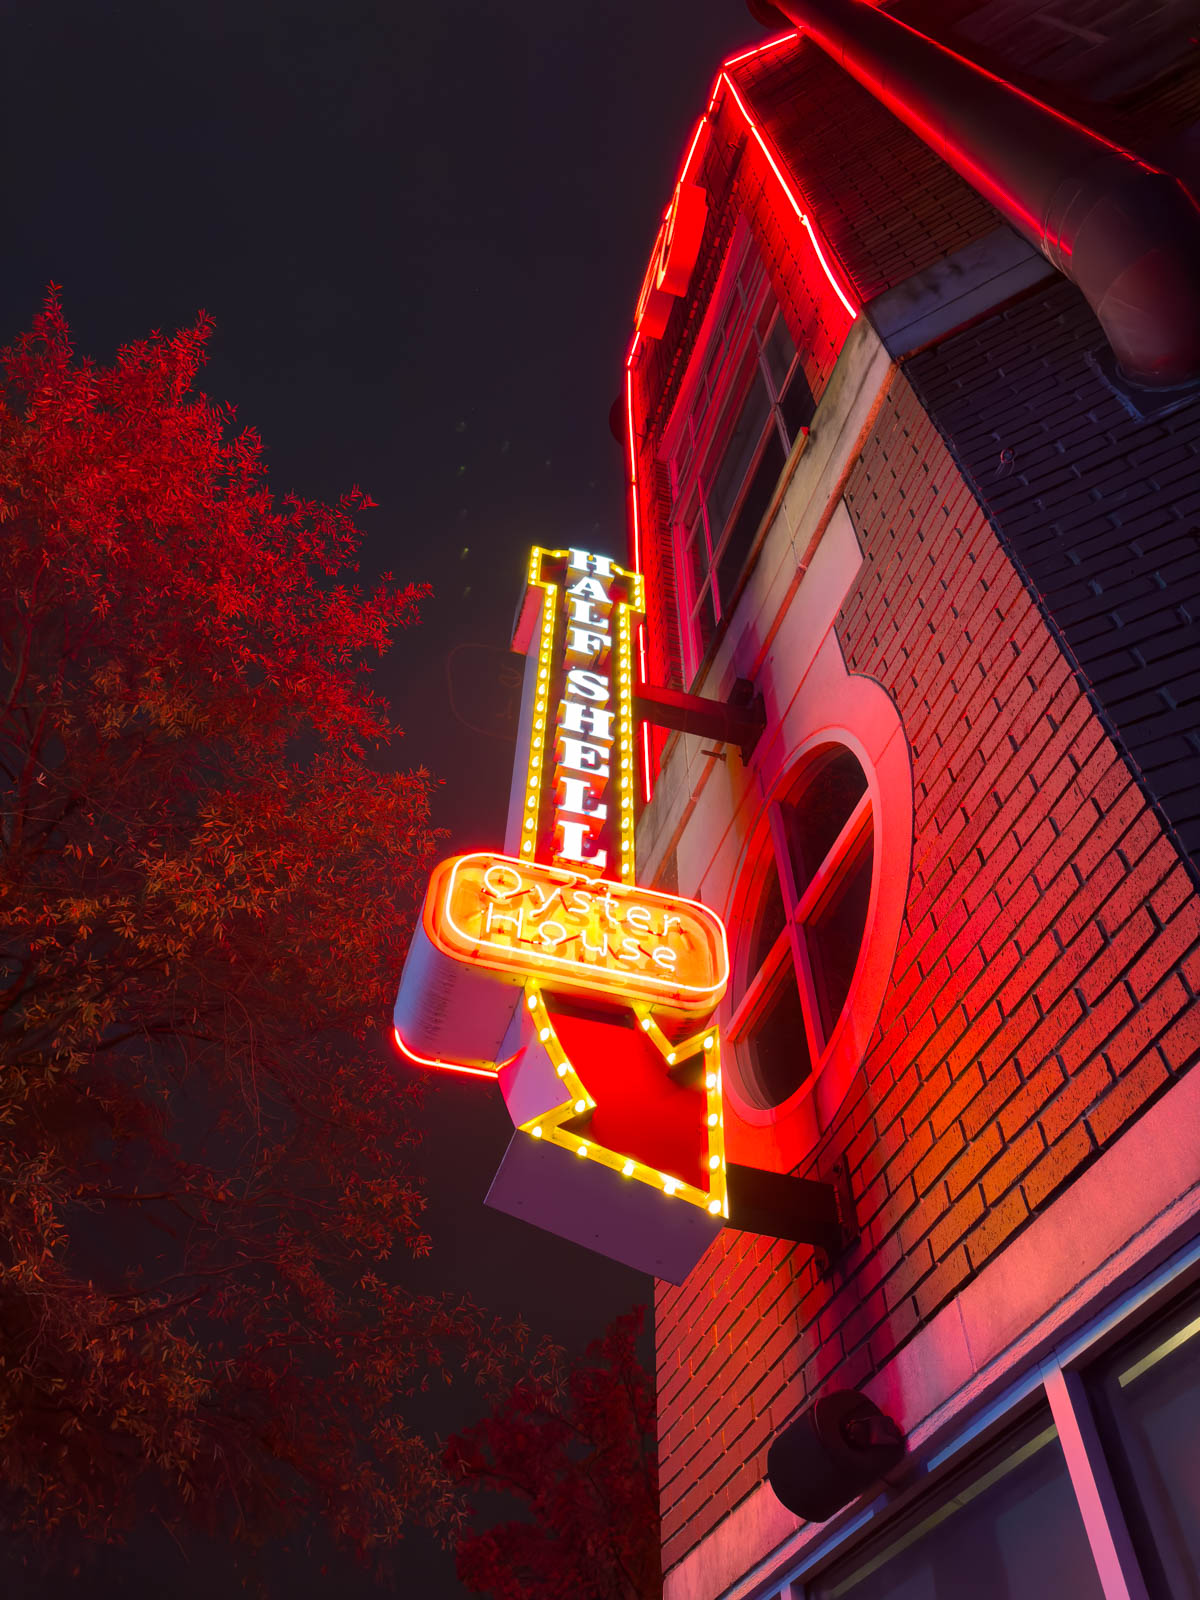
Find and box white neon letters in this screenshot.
[553,550,620,871]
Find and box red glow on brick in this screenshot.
[719,71,858,319]
[626,34,858,805]
[679,117,708,186]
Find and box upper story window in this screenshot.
[666,235,815,682]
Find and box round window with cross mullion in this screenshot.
[728,746,875,1111]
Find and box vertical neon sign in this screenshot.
[392,547,731,1282]
[516,546,643,880]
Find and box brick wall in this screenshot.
[904,280,1200,870]
[892,0,1200,119]
[628,30,1002,705]
[735,40,1000,305]
[630,41,855,704]
[655,368,1200,1577]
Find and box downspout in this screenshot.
[752,0,1200,389]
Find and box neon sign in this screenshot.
[514,546,642,877]
[425,853,727,1011]
[634,180,708,341]
[392,547,731,1282]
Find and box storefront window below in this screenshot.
[810,1413,1103,1600]
[1090,1288,1200,1598]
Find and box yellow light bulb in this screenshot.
[705,1072,717,1088]
[709,1155,720,1170]
[574,1098,587,1115]
[666,1051,676,1065]
[526,994,538,1011]
[539,1027,551,1043]
[556,1062,568,1077]
[708,1199,722,1215]
[622,1160,635,1177]
[532,1125,543,1138]
[577,1144,589,1158]
[640,1018,651,1032]
[707,1113,719,1127]
[703,1036,714,1050]
[663,1178,677,1195]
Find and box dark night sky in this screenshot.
[0,1,763,1592]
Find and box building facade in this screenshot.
[623,5,1200,1596]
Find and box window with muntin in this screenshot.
[668,236,816,682]
[767,1275,1200,1600]
[729,746,874,1111]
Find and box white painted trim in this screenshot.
[864,224,1055,359]
[662,1060,1200,1600]
[1043,1364,1150,1600]
[634,316,893,889]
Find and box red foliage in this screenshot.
[444,1309,661,1600]
[0,293,524,1562]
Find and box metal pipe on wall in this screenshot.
[754,0,1200,389]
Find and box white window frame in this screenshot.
[727,762,873,1099]
[663,227,813,684]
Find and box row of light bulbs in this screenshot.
[518,547,643,882]
[520,983,729,1219]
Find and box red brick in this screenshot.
[1076,909,1156,1008]
[998,1057,1065,1143]
[1059,980,1135,1073]
[1039,1053,1113,1144]
[914,1122,967,1194]
[928,1062,985,1140]
[1022,1123,1094,1211]
[964,1187,1030,1272]
[982,1122,1045,1206]
[998,933,1057,1016]
[1099,839,1179,940]
[1014,988,1085,1078]
[1127,903,1200,1002]
[962,1059,1022,1140]
[1087,1048,1170,1147]
[874,1060,922,1137]
[913,1242,971,1322]
[1104,976,1191,1074]
[886,1117,937,1193]
[945,1122,1004,1202]
[1160,1008,1200,1072]
[929,1184,986,1259]
[881,1238,934,1313]
[1152,865,1194,925]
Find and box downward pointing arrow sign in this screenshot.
[508,983,727,1210]
[482,982,729,1282]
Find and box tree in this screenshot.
[444,1308,661,1600]
[0,292,519,1565]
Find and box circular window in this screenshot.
[728,745,874,1111]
